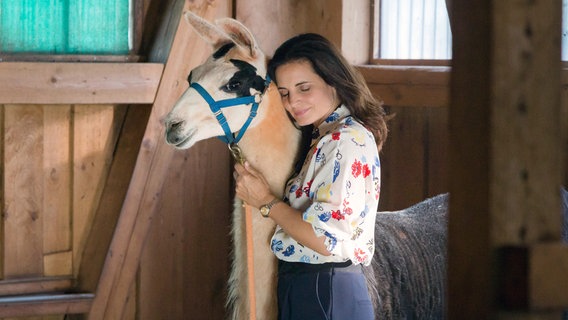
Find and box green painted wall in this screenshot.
[0,0,130,54]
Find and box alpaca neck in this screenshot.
[238,83,301,197]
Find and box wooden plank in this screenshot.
[491,0,562,246]
[0,63,163,105]
[447,0,493,318]
[0,104,4,279]
[73,105,122,277]
[138,151,185,319]
[4,105,44,277]
[87,2,223,319]
[0,277,73,296]
[43,251,73,277]
[378,106,426,211]
[43,105,71,256]
[236,0,341,56]
[76,105,151,293]
[359,65,450,107]
[181,141,231,318]
[138,138,231,319]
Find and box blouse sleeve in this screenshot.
[302,125,380,265]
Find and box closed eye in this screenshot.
[221,81,241,93]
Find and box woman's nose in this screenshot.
[288,91,300,105]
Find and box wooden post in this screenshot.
[449,1,566,318]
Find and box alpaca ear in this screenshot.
[183,11,233,50]
[214,18,261,59]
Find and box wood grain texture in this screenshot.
[4,105,44,278]
[0,63,163,104]
[88,0,230,318]
[73,105,123,277]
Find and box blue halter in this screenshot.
[190,75,271,146]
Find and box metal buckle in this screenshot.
[229,143,246,164]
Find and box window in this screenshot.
[376,0,568,62]
[0,0,131,56]
[374,0,452,62]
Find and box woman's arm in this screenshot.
[234,162,331,256]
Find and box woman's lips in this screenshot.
[293,108,309,119]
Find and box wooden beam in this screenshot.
[358,65,450,107]
[449,0,564,319]
[87,2,220,319]
[0,62,163,104]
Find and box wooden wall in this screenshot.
[0,104,146,319]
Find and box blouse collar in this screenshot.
[310,104,351,145]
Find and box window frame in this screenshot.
[369,0,452,67]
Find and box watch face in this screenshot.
[260,206,269,217]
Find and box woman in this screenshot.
[234,33,388,320]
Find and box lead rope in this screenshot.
[229,143,257,320]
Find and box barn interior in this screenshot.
[0,0,566,319]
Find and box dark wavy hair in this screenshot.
[267,33,388,151]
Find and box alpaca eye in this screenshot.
[223,81,241,93]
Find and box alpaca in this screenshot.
[164,11,300,319]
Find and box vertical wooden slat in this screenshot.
[379,106,426,211]
[72,105,119,277]
[448,0,492,317]
[0,104,4,279]
[43,105,73,278]
[4,105,44,277]
[43,106,71,258]
[492,0,562,246]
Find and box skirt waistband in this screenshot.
[278,260,362,275]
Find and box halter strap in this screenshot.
[190,75,271,145]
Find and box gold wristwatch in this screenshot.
[259,198,281,218]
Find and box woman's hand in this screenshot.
[234,161,274,209]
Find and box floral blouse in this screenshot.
[270,105,380,266]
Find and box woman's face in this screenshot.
[275,60,338,127]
